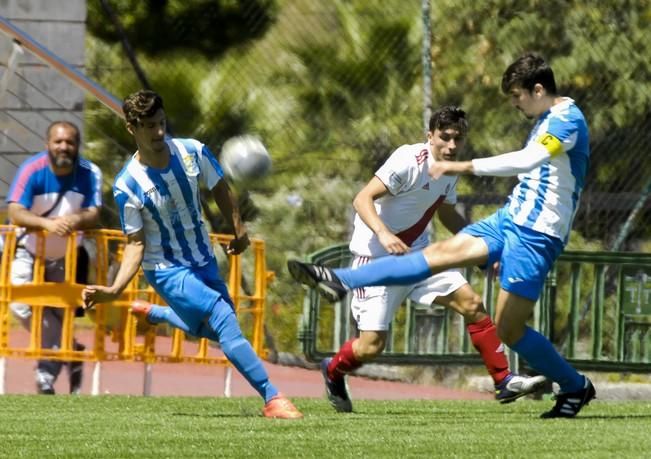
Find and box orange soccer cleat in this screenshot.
[262,394,303,419]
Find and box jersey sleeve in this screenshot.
[534,111,581,157]
[374,145,415,195]
[6,160,36,208]
[82,162,103,208]
[113,183,143,235]
[198,144,224,190]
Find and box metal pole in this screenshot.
[223,366,232,397]
[99,0,153,91]
[421,0,432,135]
[610,179,651,251]
[0,16,123,118]
[0,40,23,105]
[91,361,102,396]
[143,362,153,396]
[0,357,6,394]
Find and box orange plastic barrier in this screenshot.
[0,225,270,368]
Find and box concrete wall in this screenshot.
[0,0,86,206]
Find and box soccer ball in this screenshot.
[220,135,272,181]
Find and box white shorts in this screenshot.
[350,255,467,331]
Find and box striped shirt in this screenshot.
[6,152,102,259]
[113,138,223,271]
[507,98,590,243]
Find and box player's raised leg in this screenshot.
[287,234,488,302]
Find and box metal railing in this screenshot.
[0,226,271,394]
[299,244,651,372]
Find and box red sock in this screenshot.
[467,316,510,385]
[327,339,363,381]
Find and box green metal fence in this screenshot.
[298,244,651,372]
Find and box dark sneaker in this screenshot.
[495,374,547,404]
[287,260,348,302]
[69,342,85,395]
[321,358,353,413]
[540,377,596,419]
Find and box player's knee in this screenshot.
[495,319,520,346]
[208,303,242,342]
[457,292,487,322]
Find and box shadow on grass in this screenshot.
[172,411,261,418]
[550,414,651,420]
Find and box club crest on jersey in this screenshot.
[183,154,199,174]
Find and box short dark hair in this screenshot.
[122,89,164,126]
[46,120,80,144]
[428,106,468,134]
[501,53,557,95]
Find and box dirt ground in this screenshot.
[3,329,491,401]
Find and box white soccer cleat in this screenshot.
[495,374,547,404]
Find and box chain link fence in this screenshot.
[80,0,651,250]
[2,1,650,352]
[2,1,648,247]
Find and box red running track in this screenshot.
[2,329,491,400]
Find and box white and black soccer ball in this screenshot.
[219,135,272,181]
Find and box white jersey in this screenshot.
[113,138,223,271]
[349,142,458,257]
[507,98,590,242]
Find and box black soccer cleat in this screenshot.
[287,260,348,302]
[321,358,353,413]
[540,377,596,419]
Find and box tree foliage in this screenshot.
[87,0,277,58]
[83,0,651,351]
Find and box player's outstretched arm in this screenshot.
[210,179,250,255]
[437,202,469,235]
[82,230,145,309]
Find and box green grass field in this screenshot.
[1,396,651,458]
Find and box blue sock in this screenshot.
[208,302,278,402]
[333,251,432,289]
[511,326,584,393]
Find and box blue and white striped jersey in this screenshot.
[113,138,224,270]
[507,98,590,243]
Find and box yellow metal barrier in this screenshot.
[0,225,271,390]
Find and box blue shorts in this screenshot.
[460,207,564,301]
[144,258,234,336]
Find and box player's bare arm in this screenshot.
[210,179,250,255]
[437,202,469,235]
[82,230,146,309]
[353,176,410,254]
[428,160,474,179]
[7,202,64,234]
